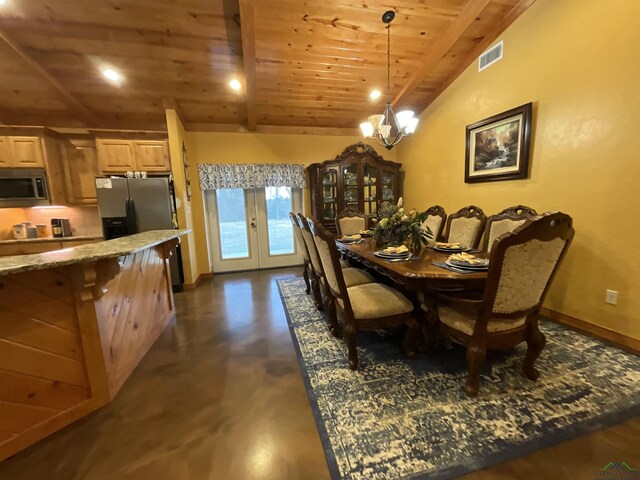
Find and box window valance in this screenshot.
[198,163,307,190]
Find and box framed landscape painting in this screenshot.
[465,102,532,183]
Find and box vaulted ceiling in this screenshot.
[0,0,534,133]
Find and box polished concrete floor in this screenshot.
[0,268,638,479]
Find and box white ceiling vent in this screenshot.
[478,41,503,72]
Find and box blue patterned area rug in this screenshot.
[276,278,640,480]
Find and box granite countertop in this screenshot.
[0,230,190,277]
[0,235,104,245]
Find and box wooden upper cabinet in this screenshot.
[0,137,10,167]
[8,137,45,168]
[61,140,100,205]
[133,140,170,171]
[96,139,170,173]
[96,139,136,173]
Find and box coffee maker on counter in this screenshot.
[51,218,72,238]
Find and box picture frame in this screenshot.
[465,102,533,183]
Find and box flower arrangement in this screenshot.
[371,198,433,251]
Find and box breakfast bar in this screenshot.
[0,230,189,460]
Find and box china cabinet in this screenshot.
[307,143,402,234]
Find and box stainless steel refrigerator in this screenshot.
[95,175,184,291]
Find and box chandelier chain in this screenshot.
[387,22,391,104]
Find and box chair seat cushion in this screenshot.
[340,259,350,268]
[338,283,414,319]
[342,267,375,288]
[438,305,526,336]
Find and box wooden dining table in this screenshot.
[337,239,488,292]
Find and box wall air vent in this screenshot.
[478,41,503,72]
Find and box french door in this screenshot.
[205,187,303,273]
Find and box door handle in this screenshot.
[250,218,257,228]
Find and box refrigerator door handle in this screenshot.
[126,198,138,234]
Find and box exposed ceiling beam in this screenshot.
[392,0,492,109]
[239,0,257,131]
[183,122,359,136]
[163,98,187,125]
[0,28,97,127]
[417,0,537,112]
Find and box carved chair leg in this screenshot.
[523,318,546,381]
[465,340,487,397]
[310,273,323,311]
[302,264,311,294]
[326,294,340,337]
[402,317,420,358]
[344,322,359,370]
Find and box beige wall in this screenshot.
[166,109,200,285]
[173,131,396,278]
[397,0,640,339]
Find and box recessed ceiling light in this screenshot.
[369,89,382,100]
[229,78,242,91]
[102,68,123,84]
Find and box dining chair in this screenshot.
[289,212,312,295]
[336,208,367,237]
[297,214,374,335]
[422,205,447,243]
[444,205,486,249]
[483,205,539,252]
[430,211,574,396]
[310,220,420,370]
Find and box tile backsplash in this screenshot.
[0,206,103,239]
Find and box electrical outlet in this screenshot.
[605,289,618,305]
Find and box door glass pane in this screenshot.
[265,186,294,255]
[216,189,250,259]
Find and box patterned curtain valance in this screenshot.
[198,163,307,190]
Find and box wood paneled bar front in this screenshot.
[0,230,189,461]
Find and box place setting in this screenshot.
[434,251,489,274]
[373,244,414,262]
[336,234,364,244]
[432,241,472,253]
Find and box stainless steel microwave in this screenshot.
[0,168,50,207]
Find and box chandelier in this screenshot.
[360,11,418,150]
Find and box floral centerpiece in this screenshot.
[371,198,433,251]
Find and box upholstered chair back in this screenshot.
[421,205,447,243]
[296,214,323,277]
[485,212,574,317]
[484,205,538,252]
[289,212,310,262]
[309,220,349,304]
[336,208,367,237]
[445,205,486,248]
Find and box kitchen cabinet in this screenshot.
[307,142,402,234]
[97,139,170,173]
[133,141,171,171]
[61,139,101,205]
[96,139,136,173]
[0,136,45,168]
[0,137,11,167]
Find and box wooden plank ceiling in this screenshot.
[0,0,534,133]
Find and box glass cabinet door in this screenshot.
[342,162,360,211]
[321,167,338,221]
[381,169,397,205]
[363,162,378,216]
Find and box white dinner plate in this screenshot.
[445,259,489,271]
[434,246,471,253]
